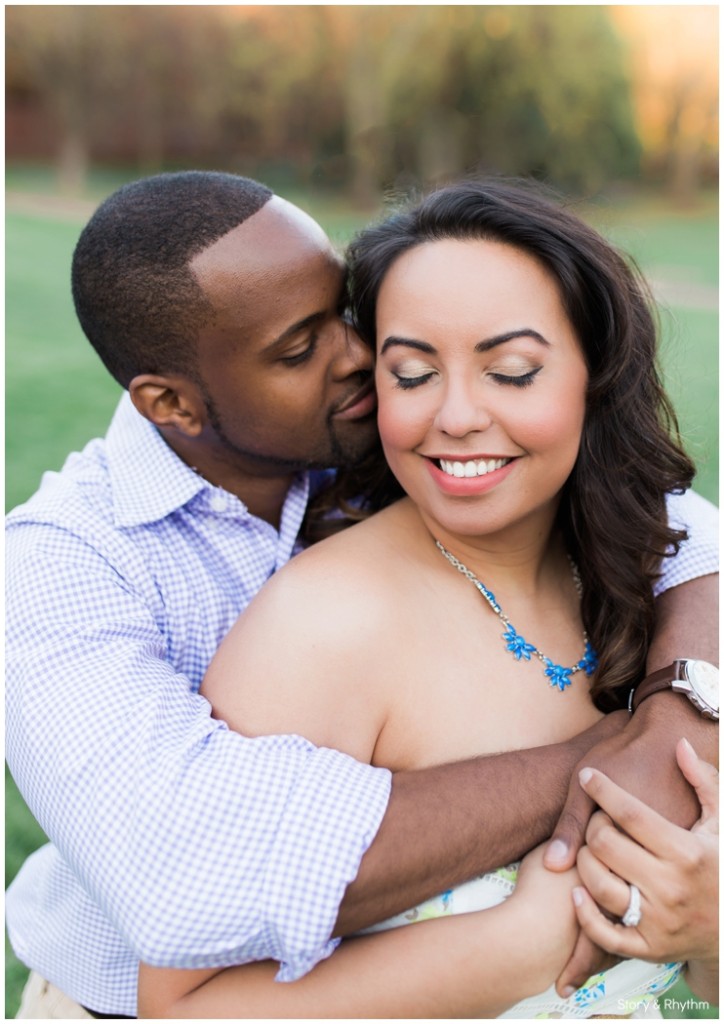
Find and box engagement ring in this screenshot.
[621,883,642,927]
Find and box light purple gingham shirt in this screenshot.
[6,394,392,1016]
[6,395,718,1016]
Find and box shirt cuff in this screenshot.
[261,744,392,981]
[655,490,719,597]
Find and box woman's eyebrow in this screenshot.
[380,337,436,355]
[476,329,550,352]
[380,329,550,356]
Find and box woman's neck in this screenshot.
[414,502,565,596]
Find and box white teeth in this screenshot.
[438,457,511,478]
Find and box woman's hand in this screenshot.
[509,844,582,991]
[571,738,718,1002]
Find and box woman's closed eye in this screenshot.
[392,369,436,390]
[489,366,543,388]
[391,365,543,391]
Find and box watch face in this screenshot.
[685,660,720,712]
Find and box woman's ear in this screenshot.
[129,374,207,438]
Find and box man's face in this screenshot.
[189,196,378,477]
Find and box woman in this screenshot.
[138,181,703,1017]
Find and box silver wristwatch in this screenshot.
[631,658,719,720]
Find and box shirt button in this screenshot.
[209,494,227,513]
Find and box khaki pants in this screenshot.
[16,971,94,1019]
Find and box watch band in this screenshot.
[630,660,685,712]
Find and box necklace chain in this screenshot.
[435,540,598,691]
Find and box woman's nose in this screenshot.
[434,379,493,437]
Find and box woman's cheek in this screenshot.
[515,375,587,453]
[378,391,419,450]
[377,395,430,489]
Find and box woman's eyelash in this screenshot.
[392,366,543,390]
[281,335,318,366]
[490,367,542,388]
[392,372,434,390]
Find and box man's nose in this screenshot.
[333,319,373,377]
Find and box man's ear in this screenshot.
[129,374,207,437]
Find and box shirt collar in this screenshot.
[106,394,314,540]
[107,394,208,527]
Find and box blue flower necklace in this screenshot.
[435,540,598,691]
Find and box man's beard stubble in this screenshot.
[201,384,378,475]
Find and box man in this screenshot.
[6,172,718,1018]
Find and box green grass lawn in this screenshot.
[5,186,718,1018]
[6,213,123,510]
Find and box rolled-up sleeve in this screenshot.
[656,490,719,596]
[6,519,392,980]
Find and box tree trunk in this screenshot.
[56,129,88,195]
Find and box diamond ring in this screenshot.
[621,883,642,927]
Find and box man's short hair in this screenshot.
[71,171,273,387]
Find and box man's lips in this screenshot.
[333,380,377,420]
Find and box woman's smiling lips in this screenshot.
[333,379,378,420]
[424,454,518,494]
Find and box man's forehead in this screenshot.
[189,196,334,280]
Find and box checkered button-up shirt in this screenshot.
[6,393,392,1016]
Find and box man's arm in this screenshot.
[139,847,581,1019]
[649,568,719,667]
[335,712,626,936]
[6,521,392,982]
[546,487,718,867]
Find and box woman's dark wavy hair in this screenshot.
[339,179,695,709]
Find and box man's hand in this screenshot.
[544,692,718,995]
[545,692,717,874]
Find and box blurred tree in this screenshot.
[378,5,639,194]
[109,7,231,173]
[222,7,346,182]
[611,6,718,201]
[222,5,640,197]
[327,6,411,206]
[6,6,233,189]
[6,5,648,198]
[6,6,112,192]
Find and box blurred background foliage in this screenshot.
[6,5,718,202]
[5,5,719,1019]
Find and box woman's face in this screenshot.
[375,238,589,542]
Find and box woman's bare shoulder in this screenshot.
[201,502,417,758]
[288,499,417,585]
[209,498,420,684]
